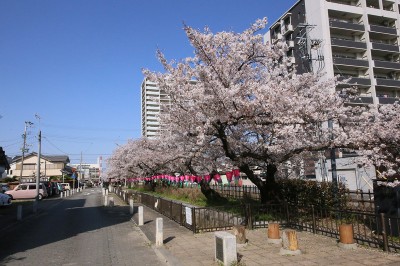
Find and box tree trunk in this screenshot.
[199,179,227,203]
[240,164,279,204]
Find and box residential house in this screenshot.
[9,153,70,182]
[0,147,10,179]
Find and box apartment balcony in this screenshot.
[371,42,400,53]
[146,110,159,115]
[378,97,400,104]
[282,24,293,35]
[146,107,160,112]
[327,0,361,6]
[374,60,400,70]
[329,20,365,33]
[337,76,371,87]
[331,38,367,52]
[366,0,380,9]
[146,121,160,126]
[347,96,374,104]
[375,78,400,88]
[382,0,395,11]
[271,33,282,44]
[333,56,369,68]
[369,25,398,36]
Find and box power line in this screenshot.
[42,136,69,155]
[41,122,140,133]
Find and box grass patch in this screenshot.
[128,185,254,208]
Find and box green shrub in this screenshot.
[276,179,350,210]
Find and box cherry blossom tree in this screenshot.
[108,18,400,202]
[350,103,400,178]
[142,18,364,203]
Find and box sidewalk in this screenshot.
[111,194,400,266]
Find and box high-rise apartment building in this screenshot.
[265,0,400,105]
[140,78,171,138]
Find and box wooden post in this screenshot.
[233,225,246,244]
[338,223,357,249]
[285,230,298,251]
[268,223,280,239]
[339,224,354,244]
[280,230,301,255]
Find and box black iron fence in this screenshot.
[115,188,399,253]
[209,184,261,201]
[209,184,375,211]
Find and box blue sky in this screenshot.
[0,0,295,165]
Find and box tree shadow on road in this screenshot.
[0,196,131,264]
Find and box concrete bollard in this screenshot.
[60,192,63,198]
[102,188,105,196]
[214,231,237,265]
[17,205,22,221]
[129,199,134,214]
[104,195,108,206]
[156,218,163,247]
[109,197,114,207]
[138,206,144,226]
[106,190,109,196]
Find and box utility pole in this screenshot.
[80,151,83,187]
[20,121,33,181]
[33,130,41,213]
[328,119,339,207]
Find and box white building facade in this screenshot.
[265,0,400,103]
[69,163,100,181]
[140,78,171,138]
[265,0,400,190]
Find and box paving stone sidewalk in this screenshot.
[111,193,400,266]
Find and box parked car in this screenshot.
[5,183,47,200]
[57,183,63,192]
[60,183,71,191]
[0,193,11,206]
[50,182,60,196]
[42,181,53,197]
[1,183,9,193]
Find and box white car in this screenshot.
[60,183,71,191]
[0,193,11,206]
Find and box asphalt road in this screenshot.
[0,188,164,266]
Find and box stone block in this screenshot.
[214,231,237,265]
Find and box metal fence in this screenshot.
[209,184,261,201]
[210,185,375,211]
[115,188,399,253]
[249,203,400,252]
